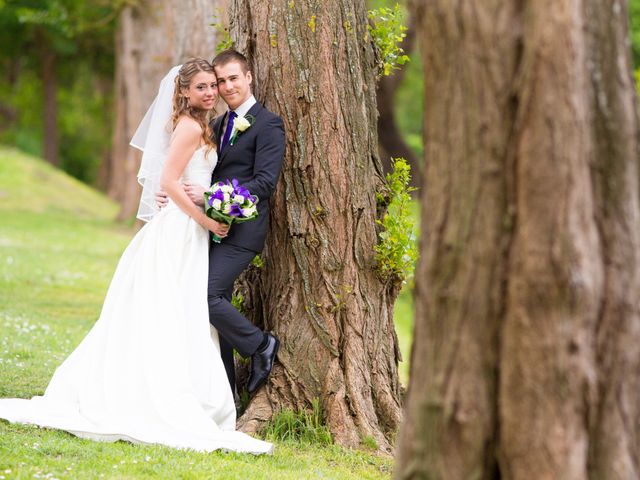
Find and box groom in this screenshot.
[159,50,285,395]
[205,50,285,395]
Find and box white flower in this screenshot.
[234,194,245,204]
[242,206,257,217]
[233,116,251,132]
[223,192,230,202]
[221,184,234,194]
[223,203,232,214]
[211,199,222,210]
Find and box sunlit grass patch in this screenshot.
[263,399,333,446]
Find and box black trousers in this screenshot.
[207,241,264,393]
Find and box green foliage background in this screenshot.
[0,0,115,184]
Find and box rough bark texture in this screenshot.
[395,1,640,478]
[110,0,225,219]
[229,0,402,452]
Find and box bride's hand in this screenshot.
[208,219,230,238]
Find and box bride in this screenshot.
[0,59,273,454]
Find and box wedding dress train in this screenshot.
[0,147,272,454]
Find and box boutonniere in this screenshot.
[229,114,256,146]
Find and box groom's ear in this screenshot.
[246,70,252,87]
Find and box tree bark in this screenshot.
[40,30,59,167]
[229,0,402,452]
[109,0,225,219]
[396,1,640,478]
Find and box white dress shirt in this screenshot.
[222,95,257,132]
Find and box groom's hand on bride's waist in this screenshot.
[155,190,169,209]
[155,184,205,209]
[183,183,205,207]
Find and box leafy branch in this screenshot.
[368,4,410,77]
[375,157,418,283]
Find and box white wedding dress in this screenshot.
[0,147,272,454]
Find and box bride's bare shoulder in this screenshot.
[172,116,203,143]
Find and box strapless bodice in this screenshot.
[181,146,217,188]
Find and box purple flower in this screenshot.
[230,178,250,199]
[207,189,225,206]
[211,189,225,201]
[229,203,244,217]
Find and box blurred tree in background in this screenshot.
[108,0,224,220]
[397,1,640,477]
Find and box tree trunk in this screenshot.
[0,59,19,131]
[229,0,402,452]
[95,77,114,191]
[376,5,420,188]
[40,30,59,166]
[109,0,225,219]
[396,1,640,479]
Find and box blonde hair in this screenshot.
[171,58,216,151]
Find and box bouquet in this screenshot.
[204,179,259,243]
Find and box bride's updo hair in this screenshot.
[171,58,216,151]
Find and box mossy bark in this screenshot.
[230,0,403,452]
[396,1,640,478]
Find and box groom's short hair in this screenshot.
[212,49,250,74]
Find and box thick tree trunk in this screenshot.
[229,0,402,452]
[40,31,59,167]
[395,1,640,479]
[109,0,224,219]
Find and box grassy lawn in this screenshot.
[0,146,406,479]
[394,284,414,385]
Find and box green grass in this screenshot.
[0,146,396,479]
[394,283,414,385]
[263,399,332,446]
[0,423,392,479]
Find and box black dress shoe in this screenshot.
[247,333,279,394]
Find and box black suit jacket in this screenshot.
[210,101,285,252]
